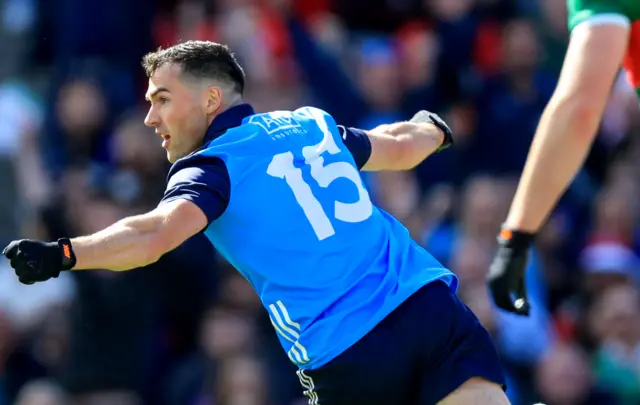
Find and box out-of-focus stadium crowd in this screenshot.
[0,0,639,404]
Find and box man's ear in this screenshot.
[205,86,223,115]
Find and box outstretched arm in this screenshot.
[488,20,631,316]
[504,22,629,232]
[3,155,229,285]
[71,156,230,271]
[359,111,451,172]
[71,199,207,271]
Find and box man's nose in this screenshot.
[144,107,158,127]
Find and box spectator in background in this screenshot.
[52,194,157,405]
[535,343,619,405]
[588,285,640,405]
[13,379,69,405]
[3,1,640,405]
[41,77,112,180]
[0,79,45,244]
[579,241,640,297]
[109,109,169,209]
[354,36,403,129]
[424,174,508,264]
[214,355,270,405]
[36,179,219,405]
[427,0,480,95]
[474,17,556,175]
[397,23,440,115]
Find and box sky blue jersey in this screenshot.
[160,104,457,370]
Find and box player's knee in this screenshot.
[437,377,511,405]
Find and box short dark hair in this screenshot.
[142,40,245,94]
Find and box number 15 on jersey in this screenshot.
[267,132,373,241]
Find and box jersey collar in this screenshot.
[204,103,256,143]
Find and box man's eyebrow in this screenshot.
[145,87,170,101]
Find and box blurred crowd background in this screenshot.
[0,0,639,404]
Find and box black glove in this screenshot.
[409,110,453,152]
[2,238,76,285]
[487,226,534,316]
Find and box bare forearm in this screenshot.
[71,215,165,271]
[387,121,443,168]
[505,23,628,232]
[505,100,600,232]
[365,121,444,171]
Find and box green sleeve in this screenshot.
[567,0,630,32]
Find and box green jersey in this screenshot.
[568,0,640,94]
[568,0,640,31]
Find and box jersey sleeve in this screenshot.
[567,0,631,32]
[160,154,231,225]
[338,125,372,170]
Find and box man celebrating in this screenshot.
[3,41,509,405]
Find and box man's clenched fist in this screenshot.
[2,238,76,284]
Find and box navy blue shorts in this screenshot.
[296,281,506,405]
